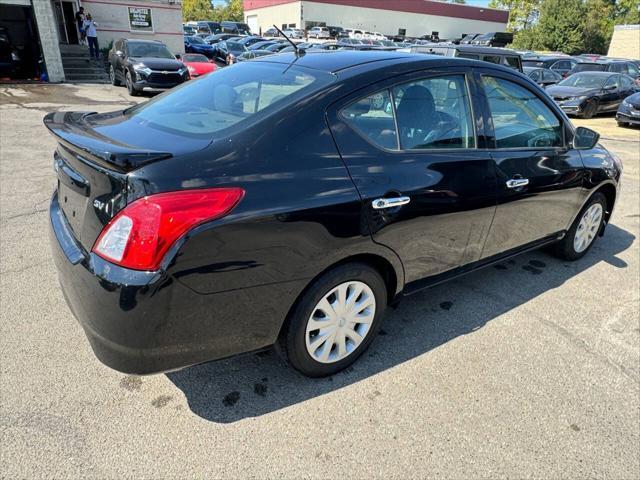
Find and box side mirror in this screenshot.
[573,127,600,150]
[604,84,616,91]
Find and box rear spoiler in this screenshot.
[43,111,172,173]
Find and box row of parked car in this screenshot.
[112,33,640,127]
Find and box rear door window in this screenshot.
[481,76,563,149]
[341,90,397,150]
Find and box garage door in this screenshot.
[247,15,258,35]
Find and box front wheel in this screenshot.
[581,100,598,119]
[279,263,387,377]
[125,70,139,96]
[552,192,606,261]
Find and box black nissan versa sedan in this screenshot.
[47,51,622,377]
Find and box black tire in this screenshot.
[278,262,387,377]
[617,120,628,128]
[125,70,139,96]
[109,64,121,86]
[581,100,598,119]
[552,192,606,261]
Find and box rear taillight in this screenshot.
[92,188,244,271]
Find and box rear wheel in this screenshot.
[125,70,139,97]
[279,263,387,377]
[581,100,598,119]
[552,193,606,261]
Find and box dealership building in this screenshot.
[243,0,509,39]
[0,0,182,83]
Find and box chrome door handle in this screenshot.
[372,196,411,210]
[506,178,529,189]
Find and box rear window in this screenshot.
[124,62,334,138]
[572,63,606,73]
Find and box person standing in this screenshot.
[83,14,99,59]
[75,6,86,45]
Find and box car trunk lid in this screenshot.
[45,111,178,252]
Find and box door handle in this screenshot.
[506,178,529,189]
[372,196,411,210]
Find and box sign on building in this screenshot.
[128,6,153,32]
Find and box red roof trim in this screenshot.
[243,0,509,23]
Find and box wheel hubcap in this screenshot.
[574,203,603,253]
[305,281,376,364]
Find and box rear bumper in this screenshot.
[49,192,288,374]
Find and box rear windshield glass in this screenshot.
[124,62,335,138]
[572,63,606,72]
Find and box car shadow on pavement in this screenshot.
[167,224,635,423]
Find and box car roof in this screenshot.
[252,50,514,76]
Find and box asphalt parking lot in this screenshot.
[1,83,638,478]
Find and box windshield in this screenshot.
[559,73,607,88]
[124,62,335,138]
[128,43,174,59]
[475,33,493,40]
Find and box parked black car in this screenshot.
[108,39,189,96]
[523,67,563,87]
[411,44,523,72]
[546,71,638,118]
[47,51,621,377]
[470,31,513,47]
[616,91,640,126]
[522,56,579,78]
[215,40,248,64]
[327,26,344,38]
[568,59,640,83]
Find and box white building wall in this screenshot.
[79,0,184,54]
[301,2,506,38]
[244,1,302,34]
[245,1,507,39]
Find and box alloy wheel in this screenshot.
[574,203,603,253]
[305,281,376,364]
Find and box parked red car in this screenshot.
[181,53,216,78]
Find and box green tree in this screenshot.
[182,0,214,21]
[536,0,585,53]
[488,0,542,30]
[582,0,615,53]
[614,0,640,24]
[222,0,244,21]
[510,25,544,49]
